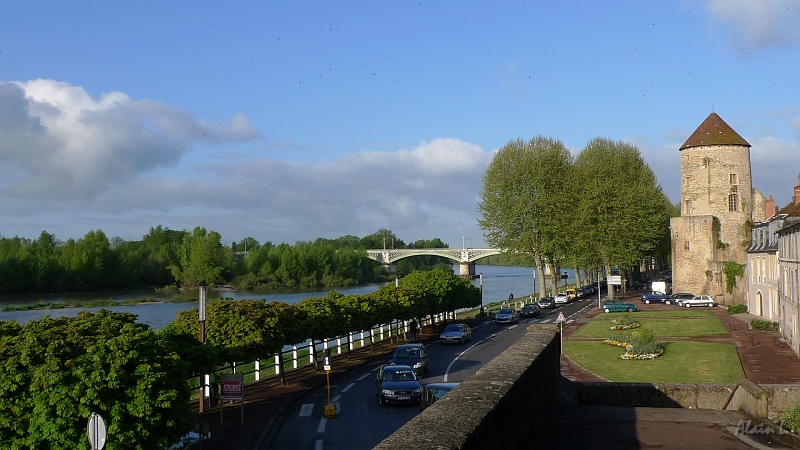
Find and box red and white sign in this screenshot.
[556,311,566,323]
[221,374,244,400]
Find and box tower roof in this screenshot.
[680,112,751,150]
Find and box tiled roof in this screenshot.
[778,201,800,217]
[680,112,751,150]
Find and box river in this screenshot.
[0,265,576,330]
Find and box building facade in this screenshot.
[671,112,766,303]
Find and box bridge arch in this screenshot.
[365,248,503,277]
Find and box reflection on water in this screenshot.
[0,265,575,330]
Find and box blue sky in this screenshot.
[1,1,799,248]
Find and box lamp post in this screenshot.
[533,268,537,300]
[479,272,484,317]
[198,281,207,413]
[563,272,567,292]
[597,270,602,309]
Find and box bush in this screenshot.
[727,303,748,314]
[781,403,800,433]
[751,318,779,331]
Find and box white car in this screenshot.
[554,293,570,304]
[682,295,715,308]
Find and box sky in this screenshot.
[1,1,799,249]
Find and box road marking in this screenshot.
[357,373,371,381]
[299,403,314,417]
[315,439,323,450]
[341,382,355,393]
[317,417,327,433]
[442,326,516,382]
[332,395,341,402]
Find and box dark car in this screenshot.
[602,300,638,313]
[389,343,429,376]
[641,291,669,304]
[419,382,460,412]
[631,280,649,290]
[375,365,422,406]
[439,323,472,344]
[538,297,555,309]
[519,303,541,318]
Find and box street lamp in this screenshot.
[479,273,484,317]
[563,272,568,292]
[198,281,207,413]
[533,268,537,300]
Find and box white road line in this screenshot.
[317,417,327,433]
[357,372,371,381]
[332,395,341,402]
[341,382,355,393]
[315,439,324,450]
[443,325,517,382]
[299,403,314,417]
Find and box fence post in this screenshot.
[254,360,260,381]
[292,345,298,369]
[337,337,342,354]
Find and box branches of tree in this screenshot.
[479,135,672,298]
[0,270,477,448]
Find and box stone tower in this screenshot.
[670,112,765,303]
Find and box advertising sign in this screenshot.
[221,374,244,401]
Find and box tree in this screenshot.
[572,137,669,298]
[170,227,226,286]
[478,136,574,298]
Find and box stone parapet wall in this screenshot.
[373,325,560,450]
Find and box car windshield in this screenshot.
[498,308,513,314]
[386,370,415,381]
[444,324,462,332]
[394,348,420,359]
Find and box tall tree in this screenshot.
[477,136,574,298]
[572,137,669,298]
[170,227,226,286]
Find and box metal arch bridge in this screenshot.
[365,248,503,277]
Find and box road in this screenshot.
[259,297,597,450]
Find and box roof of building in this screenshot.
[679,112,751,150]
[778,200,800,217]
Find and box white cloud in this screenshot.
[706,0,800,53]
[0,79,261,200]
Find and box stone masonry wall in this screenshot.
[373,325,560,450]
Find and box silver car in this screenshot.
[439,323,472,344]
[495,307,519,324]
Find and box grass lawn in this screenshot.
[570,311,728,339]
[564,340,745,384]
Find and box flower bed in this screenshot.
[602,328,665,360]
[610,322,640,330]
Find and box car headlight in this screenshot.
[413,388,422,394]
[382,389,393,395]
[413,362,422,368]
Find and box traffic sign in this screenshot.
[87,412,107,450]
[556,311,566,323]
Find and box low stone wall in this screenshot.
[373,325,560,450]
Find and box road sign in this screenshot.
[556,311,566,323]
[87,412,107,450]
[221,373,244,401]
[608,275,622,286]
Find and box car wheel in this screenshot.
[665,300,671,305]
[645,299,650,304]
[685,303,691,308]
[708,303,714,307]
[603,308,610,313]
[626,307,632,312]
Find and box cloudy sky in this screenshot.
[1,1,799,248]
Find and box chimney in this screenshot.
[796,184,800,204]
[765,195,775,220]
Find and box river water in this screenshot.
[0,265,576,330]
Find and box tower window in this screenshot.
[684,241,690,251]
[728,193,739,212]
[730,173,738,185]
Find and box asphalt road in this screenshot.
[259,298,596,450]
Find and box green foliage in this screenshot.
[750,318,779,331]
[727,303,748,314]
[723,261,745,293]
[780,402,800,433]
[0,310,194,449]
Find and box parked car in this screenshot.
[565,288,577,300]
[495,307,519,324]
[389,343,429,376]
[602,300,638,313]
[519,303,541,318]
[554,292,570,304]
[631,280,649,290]
[538,297,556,309]
[670,293,695,306]
[375,365,422,406]
[681,295,715,308]
[439,323,472,344]
[641,291,669,304]
[419,382,460,412]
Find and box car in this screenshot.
[669,292,695,306]
[538,296,555,309]
[565,288,577,300]
[439,323,472,344]
[631,280,650,290]
[375,364,422,406]
[641,291,669,304]
[389,343,429,376]
[681,295,715,308]
[419,382,460,412]
[519,303,541,318]
[554,292,570,304]
[495,307,519,324]
[602,300,638,313]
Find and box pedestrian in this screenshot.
[409,318,418,342]
[508,292,514,301]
